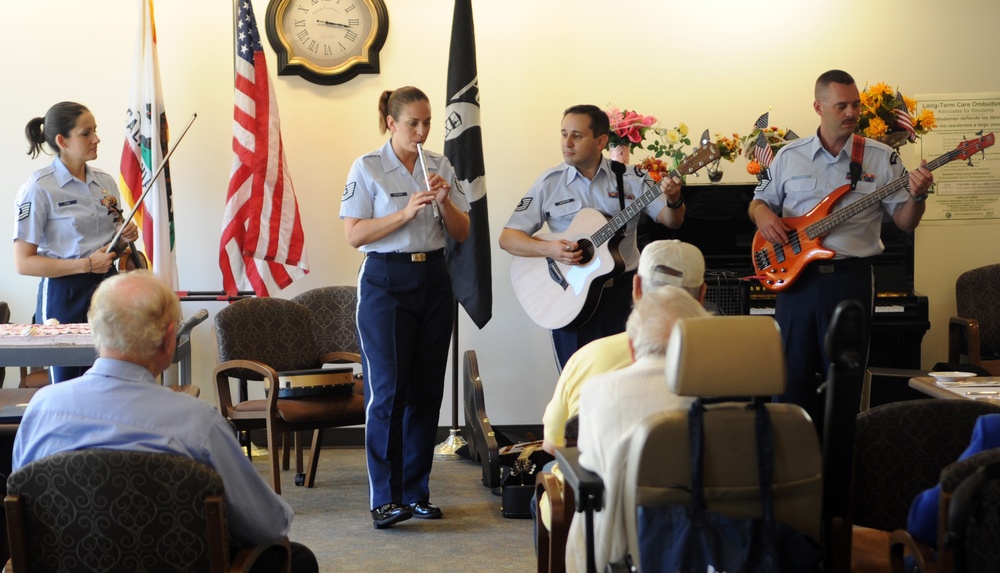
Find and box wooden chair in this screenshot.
[846,399,1000,571]
[5,449,289,573]
[889,449,1000,572]
[213,297,365,494]
[949,264,1000,376]
[535,415,578,573]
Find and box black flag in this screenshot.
[444,0,492,329]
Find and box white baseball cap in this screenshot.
[637,240,705,290]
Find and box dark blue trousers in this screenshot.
[773,260,873,423]
[36,270,114,383]
[551,271,635,371]
[357,256,454,510]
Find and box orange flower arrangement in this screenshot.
[857,82,936,147]
[639,157,671,182]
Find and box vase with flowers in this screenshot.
[743,125,796,180]
[706,132,743,183]
[605,106,657,164]
[856,82,936,148]
[646,123,692,173]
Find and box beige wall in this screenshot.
[2,0,998,423]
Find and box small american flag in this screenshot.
[220,0,309,296]
[754,112,769,131]
[893,91,917,142]
[784,129,799,141]
[753,131,774,167]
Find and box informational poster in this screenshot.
[916,92,1000,221]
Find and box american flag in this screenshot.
[893,90,917,142]
[754,112,769,131]
[784,129,799,141]
[220,0,308,296]
[753,131,774,167]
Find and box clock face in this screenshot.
[266,0,388,85]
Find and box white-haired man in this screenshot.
[567,286,710,572]
[12,270,318,573]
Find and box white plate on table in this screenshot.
[929,371,978,383]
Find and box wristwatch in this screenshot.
[667,194,685,209]
[910,191,928,203]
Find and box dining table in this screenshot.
[908,374,1000,402]
[0,323,193,386]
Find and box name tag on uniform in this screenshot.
[390,192,407,198]
[57,200,78,207]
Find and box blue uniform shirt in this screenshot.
[504,157,667,272]
[13,156,123,258]
[340,139,470,253]
[13,358,295,546]
[753,134,910,259]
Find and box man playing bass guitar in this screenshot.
[747,70,933,424]
[500,104,685,370]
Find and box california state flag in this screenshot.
[120,0,178,288]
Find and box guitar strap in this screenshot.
[849,134,865,191]
[611,160,627,212]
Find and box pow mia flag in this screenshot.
[444,0,492,329]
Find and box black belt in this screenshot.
[366,249,445,263]
[815,256,875,274]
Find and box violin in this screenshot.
[118,245,149,272]
[110,203,149,272]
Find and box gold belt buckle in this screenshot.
[411,252,427,262]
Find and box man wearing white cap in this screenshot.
[540,239,707,455]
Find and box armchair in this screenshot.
[949,264,1000,375]
[213,297,365,494]
[5,449,290,573]
[889,449,1000,572]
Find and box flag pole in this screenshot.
[434,300,468,460]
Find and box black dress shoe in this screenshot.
[408,501,443,519]
[371,502,412,529]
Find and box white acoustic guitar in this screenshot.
[510,134,719,330]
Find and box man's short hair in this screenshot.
[626,286,710,359]
[637,240,705,297]
[562,104,610,139]
[815,70,856,99]
[88,270,182,362]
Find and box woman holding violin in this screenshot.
[13,101,139,383]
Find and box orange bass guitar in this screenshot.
[752,133,995,292]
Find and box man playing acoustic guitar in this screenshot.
[748,70,933,423]
[500,104,686,370]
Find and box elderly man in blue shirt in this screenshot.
[12,270,318,572]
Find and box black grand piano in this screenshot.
[637,182,930,370]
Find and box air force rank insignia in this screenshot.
[17,202,30,221]
[342,182,356,201]
[753,168,771,194]
[514,197,532,212]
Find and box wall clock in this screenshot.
[265,0,389,86]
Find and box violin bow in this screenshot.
[106,113,198,253]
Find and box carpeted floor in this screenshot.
[250,447,536,572]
